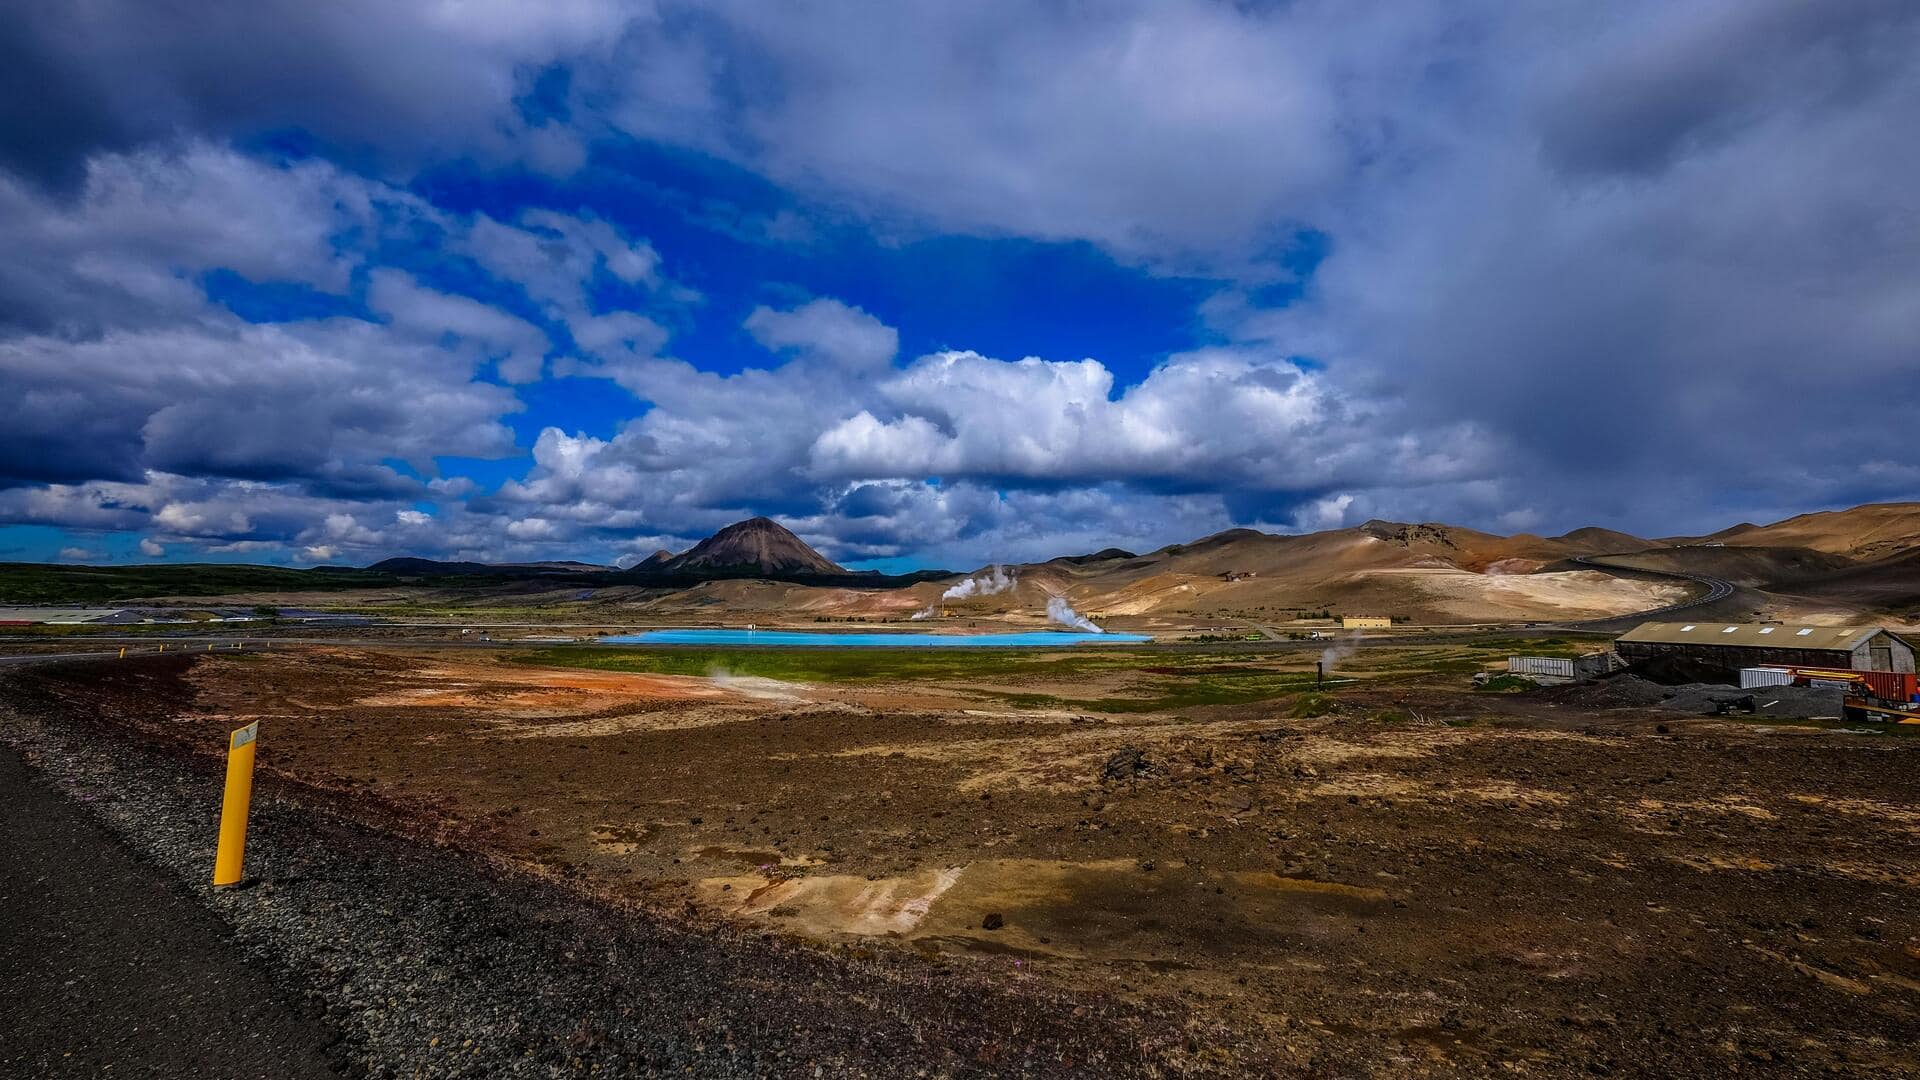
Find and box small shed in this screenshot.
[1616,622,1914,674]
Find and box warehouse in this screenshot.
[1616,621,1915,674]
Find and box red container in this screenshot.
[1793,666,1917,703]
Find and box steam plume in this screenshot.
[1047,595,1103,634]
[942,565,1015,601]
[914,565,1018,620]
[1319,631,1361,671]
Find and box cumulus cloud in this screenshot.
[744,298,898,373]
[809,347,1488,494]
[0,144,389,336]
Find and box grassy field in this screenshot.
[513,645,1335,713]
[512,645,1198,682]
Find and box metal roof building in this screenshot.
[1617,621,1915,673]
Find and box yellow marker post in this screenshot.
[118,647,125,659]
[158,644,165,653]
[212,721,259,888]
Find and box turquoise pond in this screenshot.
[598,629,1151,647]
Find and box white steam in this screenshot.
[942,565,1016,601]
[913,565,1018,620]
[1047,595,1103,634]
[1319,631,1361,671]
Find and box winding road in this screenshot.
[1562,553,1736,630]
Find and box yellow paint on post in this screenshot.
[118,647,125,659]
[212,721,259,888]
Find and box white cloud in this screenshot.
[744,298,897,372]
[367,270,551,384]
[808,347,1487,492]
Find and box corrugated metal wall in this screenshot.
[1739,667,1793,689]
[1509,656,1576,678]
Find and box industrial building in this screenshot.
[1341,616,1393,630]
[1616,622,1915,673]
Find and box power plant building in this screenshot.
[1616,622,1914,673]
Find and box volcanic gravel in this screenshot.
[1542,673,1846,717]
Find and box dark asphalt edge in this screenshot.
[0,742,356,1078]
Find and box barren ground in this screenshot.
[4,643,1919,1077]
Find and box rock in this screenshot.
[981,913,1004,931]
[1101,747,1151,783]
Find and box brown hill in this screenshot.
[1696,502,1920,560]
[659,517,844,576]
[1552,526,1655,552]
[1770,547,1920,617]
[1003,520,1687,625]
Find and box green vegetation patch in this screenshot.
[1287,692,1338,718]
[516,645,1138,684]
[0,563,399,605]
[1476,674,1539,693]
[514,646,1324,713]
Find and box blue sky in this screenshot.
[3,2,1918,570]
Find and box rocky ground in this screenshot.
[4,647,1919,1077]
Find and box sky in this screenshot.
[2,1,1917,572]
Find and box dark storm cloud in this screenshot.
[0,0,628,185]
[1536,0,1919,178]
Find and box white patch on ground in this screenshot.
[1362,568,1687,619]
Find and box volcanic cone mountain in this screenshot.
[658,517,844,576]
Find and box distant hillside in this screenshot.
[1771,547,1920,617]
[1694,502,1920,560]
[7,500,1916,622]
[0,562,396,605]
[367,557,613,577]
[658,517,844,576]
[1049,547,1137,567]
